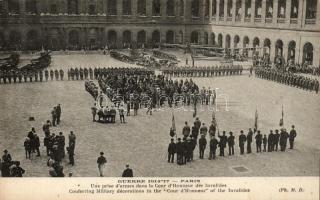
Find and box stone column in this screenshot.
[272,0,278,24]
[241,0,245,22]
[117,0,122,19]
[261,0,266,24]
[216,0,220,22]
[146,0,152,17]
[161,0,166,19]
[224,0,227,21]
[209,0,213,19]
[232,0,236,22]
[285,0,291,24]
[283,41,288,61]
[251,0,255,22]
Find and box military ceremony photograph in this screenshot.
[0,0,319,178]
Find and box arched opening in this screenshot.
[303,42,313,65]
[191,0,200,17]
[9,31,21,50]
[234,35,240,48]
[218,34,223,47]
[107,30,117,49]
[8,0,20,14]
[167,0,175,16]
[277,0,286,18]
[275,39,283,57]
[288,41,296,62]
[68,0,78,14]
[254,0,262,18]
[243,36,249,56]
[205,0,210,17]
[152,30,161,48]
[204,32,208,45]
[306,0,317,20]
[88,4,97,15]
[88,28,98,50]
[123,0,132,15]
[108,0,117,15]
[137,0,146,16]
[26,30,40,50]
[49,28,60,50]
[179,0,184,16]
[212,0,217,17]
[137,30,146,48]
[166,30,174,44]
[266,0,273,18]
[178,31,184,44]
[211,33,216,45]
[191,31,199,44]
[253,37,260,55]
[122,30,132,48]
[68,30,80,50]
[152,0,161,16]
[0,32,5,50]
[26,0,37,14]
[225,34,231,49]
[219,0,225,17]
[263,38,271,55]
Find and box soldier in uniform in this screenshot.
[273,129,280,151]
[255,130,262,153]
[289,125,297,149]
[50,69,54,81]
[59,69,64,81]
[18,71,23,83]
[176,138,183,165]
[23,70,28,82]
[218,131,227,156]
[13,71,17,83]
[247,129,253,154]
[79,68,84,80]
[239,130,246,155]
[209,136,218,160]
[84,68,89,79]
[267,130,274,152]
[54,69,59,80]
[70,68,75,80]
[279,129,289,151]
[45,69,49,81]
[263,134,267,152]
[227,132,235,156]
[75,68,79,80]
[198,134,207,159]
[167,138,176,163]
[34,70,38,82]
[7,70,12,83]
[28,70,33,82]
[88,68,93,80]
[39,70,43,82]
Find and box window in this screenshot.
[306,0,317,19]
[191,0,199,17]
[26,0,37,14]
[50,4,58,14]
[108,0,117,15]
[152,0,161,16]
[137,0,146,16]
[68,0,78,14]
[8,0,20,14]
[89,4,96,15]
[123,0,132,15]
[179,0,184,16]
[167,0,175,16]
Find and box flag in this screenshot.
[254,109,258,131]
[279,105,284,127]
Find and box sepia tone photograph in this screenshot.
[0,0,319,179]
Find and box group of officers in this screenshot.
[167,118,298,165]
[255,67,319,93]
[161,65,243,77]
[0,69,65,83]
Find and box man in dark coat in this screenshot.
[227,132,235,155]
[289,125,297,149]
[167,139,176,163]
[239,130,246,155]
[198,134,207,159]
[209,136,218,160]
[247,129,253,154]
[280,129,289,151]
[176,138,183,165]
[34,133,41,157]
[122,164,133,177]
[255,130,262,153]
[273,129,280,151]
[10,161,25,177]
[56,104,62,125]
[182,121,191,139]
[218,131,227,156]
[263,134,267,152]
[268,130,274,152]
[1,150,12,177]
[66,145,75,166]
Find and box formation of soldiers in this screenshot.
[255,67,319,93]
[168,118,298,165]
[162,65,243,77]
[0,69,65,84]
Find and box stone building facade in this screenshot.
[0,0,319,65]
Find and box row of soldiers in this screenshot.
[255,68,319,93]
[0,69,64,83]
[162,65,243,77]
[168,118,297,165]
